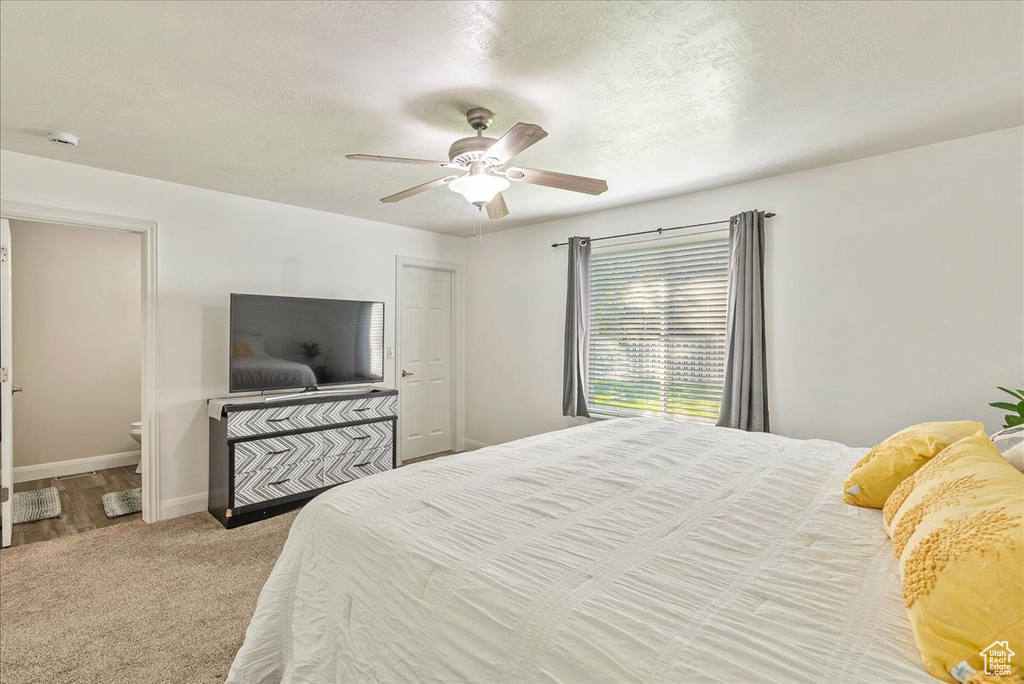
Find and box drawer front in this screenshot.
[233,432,324,474]
[227,394,397,438]
[321,446,393,488]
[320,421,393,457]
[234,459,323,508]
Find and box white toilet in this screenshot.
[130,420,142,474]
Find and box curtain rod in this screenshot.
[550,212,776,248]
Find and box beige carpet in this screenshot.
[0,509,297,684]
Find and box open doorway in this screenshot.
[0,218,145,546]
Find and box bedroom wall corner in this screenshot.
[0,150,467,519]
[462,127,1024,448]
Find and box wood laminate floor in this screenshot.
[8,451,455,548]
[10,465,142,547]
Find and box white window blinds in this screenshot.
[588,233,730,423]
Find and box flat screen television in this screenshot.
[229,293,384,393]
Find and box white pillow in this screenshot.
[991,425,1024,473]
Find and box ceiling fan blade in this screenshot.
[380,175,459,203]
[347,154,455,168]
[506,167,608,195]
[485,192,509,219]
[484,123,548,164]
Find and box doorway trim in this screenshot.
[394,256,465,465]
[0,200,160,523]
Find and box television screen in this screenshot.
[229,294,384,392]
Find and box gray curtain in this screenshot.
[717,211,770,432]
[562,236,591,417]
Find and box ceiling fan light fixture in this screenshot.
[448,173,510,206]
[346,107,607,218]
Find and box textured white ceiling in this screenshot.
[1,1,1021,236]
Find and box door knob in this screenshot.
[401,370,413,378]
[12,386,22,394]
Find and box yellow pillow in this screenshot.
[843,420,983,508]
[883,432,1023,683]
[232,341,254,358]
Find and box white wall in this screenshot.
[10,220,142,469]
[2,126,1020,517]
[1,150,465,517]
[464,127,1024,448]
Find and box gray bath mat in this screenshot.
[12,487,62,524]
[102,488,142,518]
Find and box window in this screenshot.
[588,233,729,423]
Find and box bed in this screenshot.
[230,356,317,392]
[227,417,937,683]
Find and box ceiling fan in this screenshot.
[346,108,608,219]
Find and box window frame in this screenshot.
[586,229,730,424]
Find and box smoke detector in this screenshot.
[46,131,78,148]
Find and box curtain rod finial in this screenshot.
[765,212,776,218]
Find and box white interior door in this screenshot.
[1,219,13,547]
[399,266,453,462]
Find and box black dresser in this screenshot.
[208,388,397,528]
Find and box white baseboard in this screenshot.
[159,493,208,520]
[462,438,490,450]
[14,449,141,483]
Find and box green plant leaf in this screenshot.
[989,401,1021,412]
[1006,414,1024,427]
[997,386,1024,400]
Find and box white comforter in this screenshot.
[228,418,936,684]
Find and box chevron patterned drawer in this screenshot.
[321,446,393,487]
[227,394,398,438]
[234,459,323,508]
[233,431,324,474]
[321,421,393,457]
